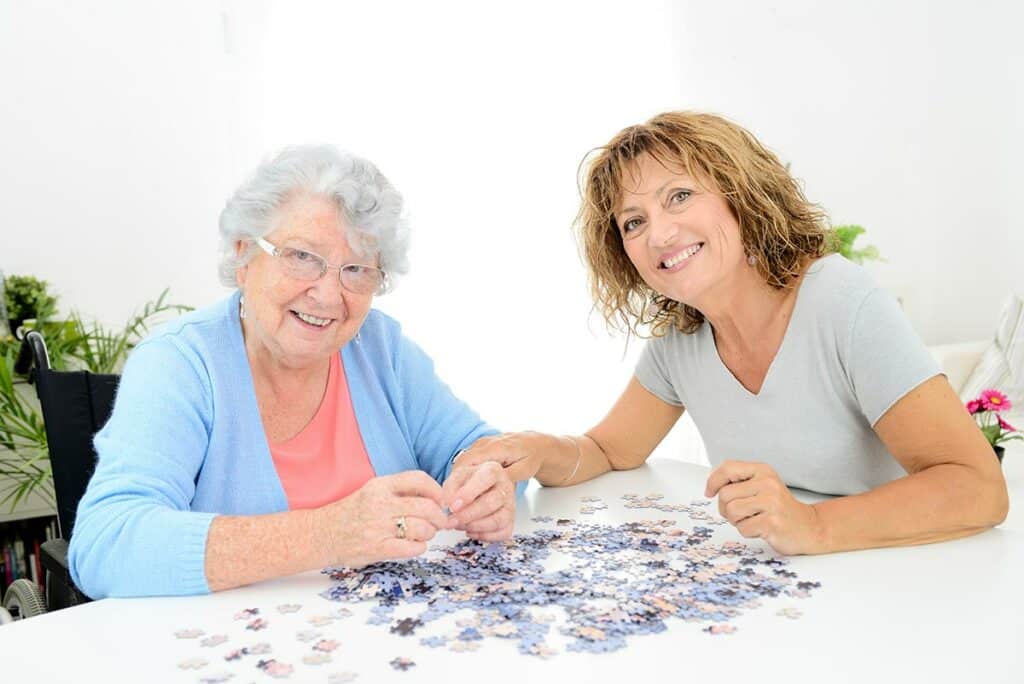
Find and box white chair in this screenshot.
[929,341,989,395]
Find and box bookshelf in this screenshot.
[0,477,56,598]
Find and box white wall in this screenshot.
[2,1,1021,464]
[666,0,1024,343]
[0,1,257,326]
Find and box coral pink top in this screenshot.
[268,353,376,510]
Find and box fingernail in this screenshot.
[450,498,464,512]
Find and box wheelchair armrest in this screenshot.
[40,538,92,607]
[40,538,70,577]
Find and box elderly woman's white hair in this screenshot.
[218,145,409,288]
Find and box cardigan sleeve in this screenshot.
[68,337,216,598]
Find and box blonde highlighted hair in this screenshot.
[576,111,831,336]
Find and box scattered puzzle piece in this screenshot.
[303,652,333,665]
[175,629,205,639]
[313,639,340,653]
[307,615,334,626]
[327,673,359,684]
[177,657,208,670]
[390,617,423,636]
[200,634,228,648]
[256,659,294,678]
[246,617,268,631]
[389,657,416,671]
[199,673,234,684]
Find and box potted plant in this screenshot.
[831,225,882,264]
[3,274,57,334]
[0,286,191,511]
[965,389,1021,462]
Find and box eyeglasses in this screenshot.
[254,238,390,296]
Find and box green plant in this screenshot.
[3,274,58,325]
[0,347,51,509]
[831,225,882,264]
[0,289,192,511]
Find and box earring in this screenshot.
[747,253,756,266]
[239,294,246,320]
[645,295,661,319]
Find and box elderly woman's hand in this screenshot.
[322,471,450,568]
[442,460,516,542]
[705,460,826,555]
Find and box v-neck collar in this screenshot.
[703,267,811,398]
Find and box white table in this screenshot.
[3,453,1022,684]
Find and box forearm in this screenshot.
[813,462,1009,553]
[535,433,613,487]
[205,507,332,592]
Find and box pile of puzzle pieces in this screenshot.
[322,512,821,657]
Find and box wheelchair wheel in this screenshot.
[2,579,47,620]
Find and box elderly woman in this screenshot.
[69,146,517,598]
[460,111,1008,555]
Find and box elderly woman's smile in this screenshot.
[291,309,334,328]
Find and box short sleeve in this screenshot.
[846,288,941,425]
[635,336,684,407]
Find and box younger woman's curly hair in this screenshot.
[576,111,832,336]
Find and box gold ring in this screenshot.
[395,516,407,540]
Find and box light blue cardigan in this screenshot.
[69,290,510,599]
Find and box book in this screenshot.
[14,539,26,579]
[33,540,43,590]
[3,545,13,584]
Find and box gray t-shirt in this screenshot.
[635,253,940,496]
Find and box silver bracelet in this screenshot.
[556,436,583,486]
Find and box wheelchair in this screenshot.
[1,330,117,621]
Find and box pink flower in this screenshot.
[998,415,1018,433]
[966,400,982,415]
[980,389,1011,412]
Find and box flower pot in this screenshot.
[994,446,1005,463]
